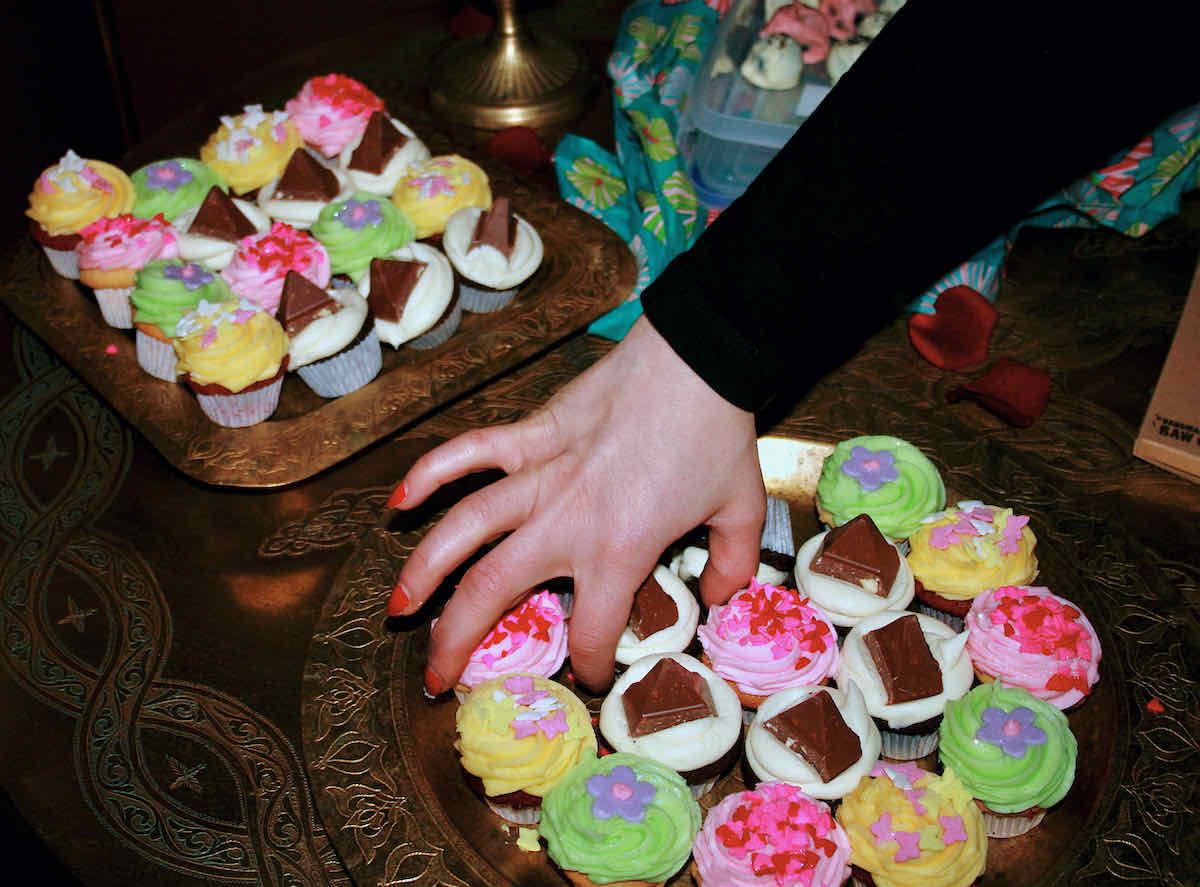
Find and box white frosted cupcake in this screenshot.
[615,565,701,667]
[278,270,380,398]
[337,112,431,195]
[359,242,460,349]
[256,149,354,229]
[172,186,271,270]
[442,197,542,312]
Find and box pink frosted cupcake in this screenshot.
[697,578,839,719]
[76,213,178,328]
[965,585,1102,710]
[285,74,385,158]
[221,221,331,314]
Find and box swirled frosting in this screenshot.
[200,105,302,195]
[285,74,384,158]
[442,203,544,290]
[358,241,454,346]
[906,500,1038,599]
[77,214,179,287]
[615,566,700,665]
[836,763,986,887]
[311,193,415,282]
[454,590,569,692]
[222,222,331,313]
[391,155,492,238]
[938,682,1077,813]
[693,782,852,887]
[286,284,369,368]
[816,436,945,539]
[173,197,271,270]
[540,752,700,884]
[172,298,288,392]
[965,585,1101,709]
[338,116,431,195]
[26,150,135,236]
[131,158,226,221]
[794,528,915,627]
[131,260,232,339]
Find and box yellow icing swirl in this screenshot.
[173,299,289,392]
[26,153,135,236]
[391,154,492,238]
[200,105,302,195]
[906,503,1038,600]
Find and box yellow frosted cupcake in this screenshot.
[200,105,302,196]
[390,154,491,239]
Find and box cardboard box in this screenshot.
[1134,261,1200,482]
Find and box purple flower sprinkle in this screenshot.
[334,198,384,230]
[585,765,655,822]
[145,160,194,193]
[975,706,1047,757]
[841,446,900,492]
[163,262,214,290]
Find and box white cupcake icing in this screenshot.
[172,198,271,270]
[827,39,869,86]
[358,240,454,347]
[670,545,790,587]
[615,566,701,666]
[857,11,892,38]
[337,117,431,195]
[287,284,369,368]
[740,33,804,91]
[256,152,355,229]
[793,529,915,627]
[442,205,543,290]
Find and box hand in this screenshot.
[387,316,766,694]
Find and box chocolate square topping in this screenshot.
[348,111,409,174]
[469,197,517,260]
[763,691,862,782]
[622,658,716,738]
[628,573,679,640]
[188,186,257,242]
[863,614,943,704]
[275,149,340,201]
[367,257,426,323]
[277,271,336,336]
[811,514,899,596]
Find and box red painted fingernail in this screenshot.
[386,481,407,509]
[389,579,410,615]
[424,664,447,698]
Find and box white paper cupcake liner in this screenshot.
[762,495,795,556]
[194,375,284,427]
[95,286,134,329]
[407,298,463,350]
[136,331,178,381]
[983,807,1046,838]
[43,246,79,279]
[879,726,939,760]
[296,328,382,398]
[914,601,966,632]
[459,282,518,313]
[485,799,541,825]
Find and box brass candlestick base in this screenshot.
[429,1,592,135]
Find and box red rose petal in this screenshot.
[1146,697,1165,713]
[485,126,553,175]
[946,358,1051,428]
[907,285,998,370]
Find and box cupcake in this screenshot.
[277,270,380,398]
[76,214,179,329]
[794,514,916,629]
[815,436,946,542]
[172,186,271,271]
[26,150,135,279]
[360,244,460,350]
[540,752,701,887]
[615,566,701,667]
[337,111,431,195]
[222,221,331,314]
[256,148,354,229]
[172,298,290,427]
[285,73,384,159]
[965,585,1101,710]
[836,762,987,887]
[697,578,840,717]
[692,782,852,887]
[836,611,972,760]
[598,652,742,798]
[455,673,596,825]
[391,154,492,240]
[906,500,1038,629]
[129,158,226,222]
[442,197,543,312]
[310,192,415,283]
[199,104,302,196]
[131,260,232,381]
[938,682,1077,837]
[745,683,881,800]
[451,589,569,702]
[669,498,796,591]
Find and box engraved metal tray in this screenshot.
[301,436,1124,886]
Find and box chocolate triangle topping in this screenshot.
[863,614,943,705]
[277,271,336,336]
[621,657,715,738]
[811,514,899,596]
[628,573,679,641]
[367,257,426,323]
[469,197,517,260]
[348,112,409,174]
[275,149,340,201]
[188,186,257,242]
[763,691,862,782]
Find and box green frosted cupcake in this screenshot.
[131,259,232,381]
[938,681,1077,838]
[311,192,414,283]
[131,158,227,222]
[540,752,700,886]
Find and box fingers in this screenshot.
[566,562,656,694]
[388,424,527,512]
[698,480,768,608]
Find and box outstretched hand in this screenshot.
[387,316,766,694]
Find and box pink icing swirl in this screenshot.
[456,590,568,690]
[285,74,384,157]
[76,214,178,271]
[221,222,331,313]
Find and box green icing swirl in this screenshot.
[131,158,227,222]
[131,259,232,337]
[541,752,700,884]
[311,192,415,283]
[816,434,945,539]
[939,682,1076,813]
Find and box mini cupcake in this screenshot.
[76,214,179,329]
[256,148,354,229]
[26,150,135,279]
[815,436,946,542]
[615,566,701,666]
[129,158,226,222]
[669,498,795,591]
[836,762,987,887]
[222,221,331,314]
[451,589,569,702]
[836,611,972,760]
[745,683,881,800]
[442,197,543,312]
[285,73,385,158]
[697,578,840,717]
[337,111,431,195]
[200,104,302,196]
[540,752,701,887]
[455,673,596,825]
[599,652,742,798]
[360,244,460,350]
[794,514,916,629]
[391,154,492,240]
[131,260,232,381]
[906,500,1039,629]
[310,192,415,282]
[277,270,380,398]
[938,682,1077,837]
[965,585,1101,710]
[692,782,852,887]
[172,186,271,270]
[172,298,290,427]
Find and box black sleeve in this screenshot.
[641,0,1199,412]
